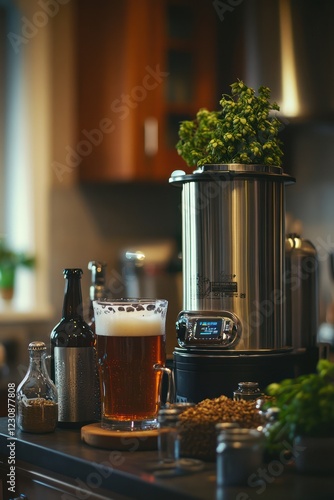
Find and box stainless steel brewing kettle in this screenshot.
[170,164,295,352]
[285,233,318,348]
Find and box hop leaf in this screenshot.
[176,79,284,168]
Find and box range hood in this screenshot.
[243,0,334,119]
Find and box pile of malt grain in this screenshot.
[178,395,263,461]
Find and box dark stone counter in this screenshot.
[0,418,333,499]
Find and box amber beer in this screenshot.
[94,299,168,430]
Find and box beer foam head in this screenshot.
[93,299,168,337]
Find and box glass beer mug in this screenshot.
[93,298,174,431]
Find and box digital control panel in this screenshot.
[176,311,241,348]
[194,319,223,339]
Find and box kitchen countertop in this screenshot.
[0,418,333,499]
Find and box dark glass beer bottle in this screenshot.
[50,268,99,428]
[87,261,107,332]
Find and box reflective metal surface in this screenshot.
[285,234,318,348]
[244,0,334,119]
[171,164,295,351]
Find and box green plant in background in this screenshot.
[264,360,334,453]
[0,239,35,300]
[176,79,284,168]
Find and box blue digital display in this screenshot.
[195,319,222,339]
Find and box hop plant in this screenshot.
[176,79,284,168]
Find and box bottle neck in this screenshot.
[62,276,83,319]
[28,351,46,374]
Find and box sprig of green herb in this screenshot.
[265,360,334,451]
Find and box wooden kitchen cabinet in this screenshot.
[76,0,218,183]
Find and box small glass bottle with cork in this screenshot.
[16,341,58,433]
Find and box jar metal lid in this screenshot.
[215,422,240,433]
[217,428,263,442]
[158,408,181,425]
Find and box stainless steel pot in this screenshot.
[170,164,295,351]
[285,234,318,348]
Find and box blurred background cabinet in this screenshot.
[76,0,218,183]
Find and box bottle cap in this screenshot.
[63,269,83,278]
[28,341,46,351]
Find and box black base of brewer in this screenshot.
[173,347,319,403]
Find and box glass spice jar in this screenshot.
[157,408,181,464]
[233,381,263,401]
[156,403,203,476]
[157,404,195,463]
[16,341,58,433]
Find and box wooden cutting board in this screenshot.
[81,423,158,451]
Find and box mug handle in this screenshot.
[154,363,175,406]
